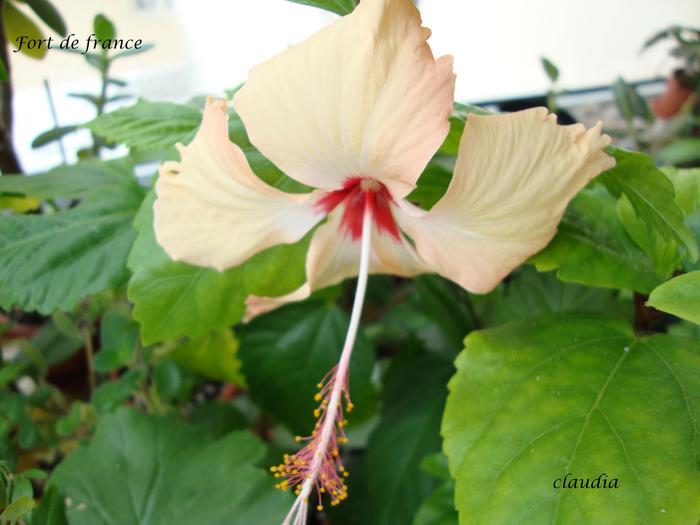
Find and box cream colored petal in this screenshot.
[244,206,429,320]
[233,0,455,200]
[154,98,324,271]
[396,108,615,293]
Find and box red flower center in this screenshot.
[316,177,400,240]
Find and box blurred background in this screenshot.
[8,0,700,172]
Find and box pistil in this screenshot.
[277,202,374,525]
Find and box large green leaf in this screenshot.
[0,160,137,199]
[88,99,310,193]
[0,163,145,313]
[127,192,309,344]
[285,0,356,15]
[366,354,454,525]
[532,189,662,293]
[238,301,376,435]
[600,148,698,262]
[443,314,700,525]
[51,408,289,524]
[86,100,201,151]
[648,271,700,325]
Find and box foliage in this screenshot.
[444,315,700,524]
[51,408,289,524]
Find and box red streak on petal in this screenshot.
[315,177,400,240]
[368,186,401,240]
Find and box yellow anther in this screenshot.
[346,402,354,411]
[317,383,323,389]
[314,393,322,401]
[317,505,324,511]
[294,435,302,443]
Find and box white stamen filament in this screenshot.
[282,205,373,525]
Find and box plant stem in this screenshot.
[0,0,22,174]
[82,328,96,394]
[43,79,66,164]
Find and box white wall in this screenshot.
[9,0,700,172]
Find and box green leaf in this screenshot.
[412,482,458,525]
[413,275,476,350]
[112,43,153,60]
[31,485,67,525]
[94,311,139,372]
[408,163,452,210]
[86,100,309,192]
[92,369,143,413]
[541,57,559,82]
[67,92,101,107]
[665,167,700,272]
[0,160,137,199]
[93,13,115,41]
[0,363,24,388]
[286,0,356,15]
[478,266,618,327]
[366,354,453,525]
[85,100,201,151]
[599,148,698,262]
[238,301,376,434]
[3,1,46,59]
[51,311,82,340]
[443,314,700,524]
[128,192,309,344]
[0,195,40,213]
[532,189,662,293]
[32,320,82,367]
[189,402,248,438]
[648,271,700,324]
[0,163,144,314]
[438,103,492,157]
[0,495,35,522]
[170,330,245,385]
[658,138,700,166]
[51,408,289,524]
[617,195,681,278]
[612,77,653,123]
[152,360,185,401]
[23,0,66,36]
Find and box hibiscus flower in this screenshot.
[153,0,614,522]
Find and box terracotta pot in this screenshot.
[653,69,693,119]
